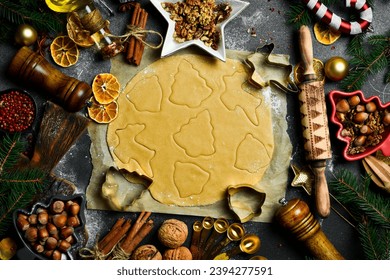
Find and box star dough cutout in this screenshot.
[245,43,299,94]
[291,164,314,195]
[150,0,249,61]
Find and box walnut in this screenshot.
[158,219,188,248]
[163,246,192,260]
[131,244,162,260]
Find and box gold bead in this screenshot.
[14,24,38,46]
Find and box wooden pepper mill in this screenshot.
[274,198,344,260]
[7,46,92,112]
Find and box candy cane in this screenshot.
[302,0,373,35]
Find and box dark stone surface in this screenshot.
[1,0,389,260]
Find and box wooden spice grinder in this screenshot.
[274,198,344,260]
[7,46,92,112]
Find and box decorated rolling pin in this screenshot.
[298,25,331,218]
[275,198,344,260]
[7,46,92,112]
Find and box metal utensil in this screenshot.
[214,233,261,260]
[202,217,229,259]
[189,221,203,259]
[207,223,245,259]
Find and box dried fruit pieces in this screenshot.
[50,35,79,67]
[313,22,341,45]
[87,97,118,124]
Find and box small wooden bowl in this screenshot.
[329,90,390,161]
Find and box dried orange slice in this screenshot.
[92,73,120,104]
[294,58,325,84]
[50,35,79,67]
[87,97,118,124]
[313,22,341,45]
[66,12,95,47]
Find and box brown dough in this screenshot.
[107,54,274,206]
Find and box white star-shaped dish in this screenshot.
[150,0,249,62]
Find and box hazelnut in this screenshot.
[58,240,72,253]
[360,125,373,135]
[354,135,367,147]
[68,203,80,216]
[356,104,366,112]
[45,236,58,250]
[163,246,192,260]
[25,227,38,243]
[60,226,74,239]
[336,99,350,113]
[16,215,30,231]
[336,112,346,122]
[131,244,162,260]
[28,214,38,225]
[38,227,49,241]
[383,112,390,126]
[52,214,67,228]
[37,212,49,225]
[365,102,377,113]
[46,223,58,235]
[32,243,44,253]
[52,250,62,260]
[65,235,75,244]
[67,216,80,227]
[348,95,360,107]
[158,219,188,249]
[341,129,352,137]
[50,200,65,214]
[43,250,53,258]
[353,112,369,124]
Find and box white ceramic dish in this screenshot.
[150,0,250,61]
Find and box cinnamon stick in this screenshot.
[126,3,141,62]
[125,220,154,256]
[133,10,148,65]
[100,219,132,256]
[97,217,126,250]
[121,211,151,249]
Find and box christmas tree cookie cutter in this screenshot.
[245,43,299,94]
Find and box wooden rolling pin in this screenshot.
[298,25,332,218]
[275,198,344,260]
[7,46,92,112]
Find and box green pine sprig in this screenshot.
[341,32,390,91]
[329,169,390,259]
[0,0,66,42]
[0,133,46,237]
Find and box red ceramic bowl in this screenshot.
[329,90,390,161]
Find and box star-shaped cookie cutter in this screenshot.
[245,43,299,94]
[150,0,249,62]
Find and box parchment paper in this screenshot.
[86,47,292,223]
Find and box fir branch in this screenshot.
[341,34,390,91]
[329,170,390,229]
[357,220,390,260]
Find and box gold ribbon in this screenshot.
[108,24,164,50]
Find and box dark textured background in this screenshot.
[1,0,389,260]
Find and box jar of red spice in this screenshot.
[0,89,36,133]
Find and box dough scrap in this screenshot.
[107,54,274,206]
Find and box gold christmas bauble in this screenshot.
[324,56,349,82]
[14,24,38,46]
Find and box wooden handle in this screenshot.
[299,25,315,76]
[311,162,331,218]
[275,198,344,260]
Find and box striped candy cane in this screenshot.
[302,0,373,35]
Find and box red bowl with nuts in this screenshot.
[0,88,37,134]
[13,194,86,260]
[329,90,390,161]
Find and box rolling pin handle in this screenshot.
[299,25,315,76]
[311,160,331,218]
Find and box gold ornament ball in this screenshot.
[324,56,349,82]
[15,24,38,46]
